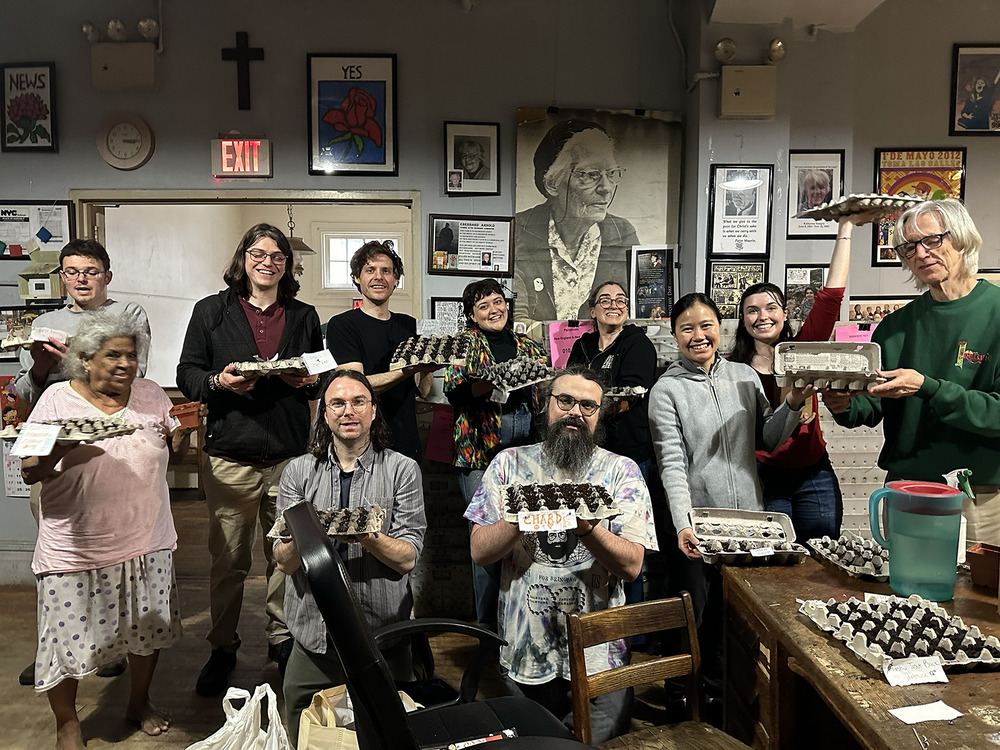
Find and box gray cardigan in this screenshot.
[648,356,801,534]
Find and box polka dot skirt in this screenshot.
[34,550,182,692]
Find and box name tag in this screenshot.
[518,509,576,532]
[302,350,337,375]
[750,546,775,557]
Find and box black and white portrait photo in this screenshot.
[513,108,681,324]
[708,164,773,256]
[444,121,500,196]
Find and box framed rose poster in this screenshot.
[1,62,56,152]
[872,148,966,266]
[307,54,397,175]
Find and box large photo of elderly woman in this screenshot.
[786,150,844,239]
[513,108,681,325]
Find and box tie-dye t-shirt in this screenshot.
[465,443,657,684]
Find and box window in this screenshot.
[321,230,406,290]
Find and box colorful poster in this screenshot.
[631,246,674,320]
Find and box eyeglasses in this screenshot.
[596,296,628,309]
[894,231,950,260]
[60,267,105,279]
[571,167,624,187]
[550,393,601,417]
[326,397,371,415]
[246,249,288,266]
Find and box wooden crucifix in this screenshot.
[221,32,264,110]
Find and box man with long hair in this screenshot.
[273,368,426,747]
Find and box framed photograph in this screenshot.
[0,200,74,257]
[976,268,1000,289]
[847,295,917,323]
[0,305,64,362]
[444,122,499,196]
[706,259,769,320]
[306,54,397,175]
[784,264,828,326]
[431,294,514,333]
[428,214,514,277]
[872,148,966,266]
[708,164,773,256]
[630,245,676,320]
[1,62,56,153]
[786,150,845,239]
[950,45,1000,135]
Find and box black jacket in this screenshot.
[176,288,323,463]
[567,323,657,464]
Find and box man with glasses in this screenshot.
[177,223,323,695]
[466,367,657,743]
[825,199,1000,547]
[514,119,640,324]
[273,368,425,747]
[13,238,149,687]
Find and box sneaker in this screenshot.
[96,658,127,678]
[196,648,237,697]
[268,639,294,677]
[18,662,34,687]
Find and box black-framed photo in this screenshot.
[949,45,1000,135]
[872,148,966,266]
[784,264,828,325]
[786,150,845,239]
[444,121,499,196]
[0,200,74,257]
[630,245,676,320]
[1,62,56,153]
[306,54,397,175]
[847,295,917,323]
[706,259,769,320]
[0,305,64,362]
[708,164,773,256]
[428,214,514,277]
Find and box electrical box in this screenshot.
[92,43,156,90]
[720,65,777,119]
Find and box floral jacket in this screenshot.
[444,328,547,469]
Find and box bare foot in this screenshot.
[55,719,85,750]
[126,701,171,736]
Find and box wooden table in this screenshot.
[722,558,1000,750]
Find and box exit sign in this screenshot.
[211,137,272,177]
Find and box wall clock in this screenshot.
[97,113,155,170]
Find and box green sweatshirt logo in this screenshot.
[955,340,988,368]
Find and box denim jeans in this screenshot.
[460,405,533,632]
[759,455,843,541]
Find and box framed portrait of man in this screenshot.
[949,45,1000,135]
[708,164,773,257]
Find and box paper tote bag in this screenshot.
[186,684,291,750]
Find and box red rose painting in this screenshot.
[323,87,383,157]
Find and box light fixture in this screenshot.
[137,18,160,41]
[106,19,127,41]
[286,205,316,256]
[714,38,737,64]
[766,38,787,64]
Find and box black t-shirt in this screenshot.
[326,308,420,461]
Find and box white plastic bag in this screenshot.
[186,684,291,750]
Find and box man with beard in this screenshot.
[465,367,657,743]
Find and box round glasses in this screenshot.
[326,397,371,415]
[596,296,628,309]
[246,249,288,266]
[571,167,624,188]
[550,393,601,417]
[894,231,950,260]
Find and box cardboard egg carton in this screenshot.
[0,325,70,352]
[690,508,807,565]
[268,504,387,543]
[605,386,648,400]
[478,356,554,393]
[502,483,619,523]
[795,193,923,222]
[799,594,1000,671]
[232,357,308,377]
[775,341,884,391]
[389,334,471,371]
[807,532,889,581]
[0,417,139,444]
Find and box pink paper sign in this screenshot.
[548,321,594,369]
[834,324,877,343]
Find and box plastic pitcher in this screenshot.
[869,480,965,601]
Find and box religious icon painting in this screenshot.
[307,54,397,176]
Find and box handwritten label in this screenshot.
[518,509,576,533]
[750,546,775,557]
[883,656,948,687]
[302,350,337,375]
[11,422,61,457]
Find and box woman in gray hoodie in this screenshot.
[648,292,809,698]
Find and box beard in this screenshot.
[542,417,598,478]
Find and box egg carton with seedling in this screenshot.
[389,334,471,371]
[691,508,807,565]
[775,341,884,391]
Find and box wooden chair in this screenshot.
[567,592,751,749]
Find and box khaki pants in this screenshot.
[964,486,1000,547]
[203,455,291,649]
